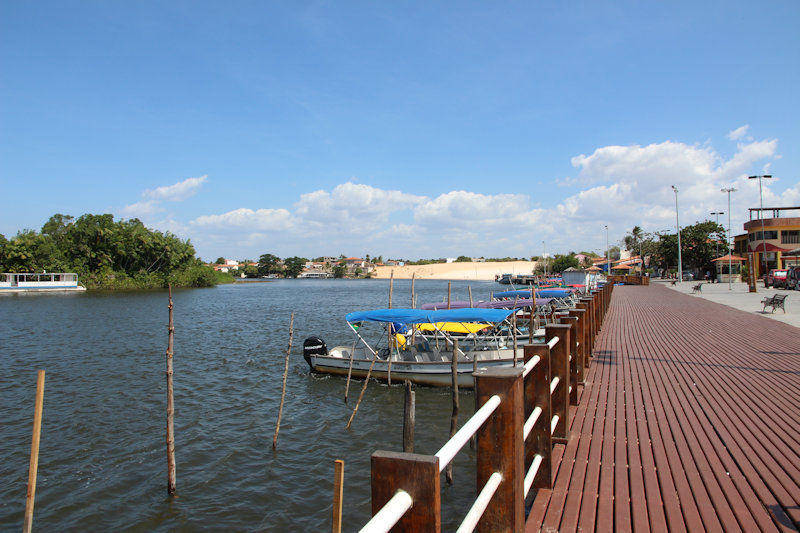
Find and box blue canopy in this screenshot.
[345,308,515,325]
[494,288,574,299]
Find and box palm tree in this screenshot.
[624,226,646,272]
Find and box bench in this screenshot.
[692,283,703,294]
[670,279,677,286]
[761,293,788,314]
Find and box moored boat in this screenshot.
[0,273,86,292]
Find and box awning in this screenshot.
[420,297,553,310]
[750,242,791,253]
[783,247,800,257]
[494,288,574,299]
[416,322,493,334]
[345,308,515,325]
[712,254,747,262]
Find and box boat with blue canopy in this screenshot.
[303,307,540,387]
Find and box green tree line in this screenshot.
[0,213,232,289]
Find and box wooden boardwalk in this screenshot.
[526,284,800,532]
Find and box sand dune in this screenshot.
[373,261,539,280]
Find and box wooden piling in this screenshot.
[23,370,45,533]
[273,311,295,449]
[446,340,459,485]
[403,380,415,453]
[389,270,394,308]
[332,459,344,533]
[410,272,416,308]
[468,285,473,307]
[165,285,176,495]
[387,271,394,385]
[447,281,451,309]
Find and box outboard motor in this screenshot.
[303,336,327,367]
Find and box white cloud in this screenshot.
[726,124,750,141]
[119,200,161,218]
[192,207,293,231]
[144,175,208,202]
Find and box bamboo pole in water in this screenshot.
[273,312,295,449]
[403,380,415,453]
[446,340,460,484]
[411,272,416,308]
[530,286,536,337]
[468,285,473,307]
[447,281,451,309]
[332,459,344,533]
[387,271,394,385]
[165,285,176,495]
[345,352,378,429]
[23,370,45,533]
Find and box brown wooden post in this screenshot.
[371,451,440,532]
[568,308,587,384]
[165,285,176,495]
[558,315,579,405]
[474,366,525,532]
[523,344,552,492]
[332,459,344,533]
[23,370,45,533]
[403,381,415,453]
[410,272,416,308]
[580,297,595,357]
[577,300,593,367]
[545,324,571,442]
[446,340,459,484]
[593,291,602,331]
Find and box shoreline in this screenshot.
[373,261,537,280]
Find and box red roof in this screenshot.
[712,254,747,262]
[750,243,790,253]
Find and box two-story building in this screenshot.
[733,206,800,277]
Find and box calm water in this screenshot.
[0,279,500,531]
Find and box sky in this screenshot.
[1,1,799,261]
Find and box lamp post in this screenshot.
[671,186,683,283]
[710,211,724,261]
[721,187,737,290]
[605,225,609,277]
[542,240,546,277]
[748,175,772,280]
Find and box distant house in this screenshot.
[343,257,366,268]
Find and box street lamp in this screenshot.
[542,240,546,277]
[721,187,737,290]
[710,211,724,262]
[671,186,683,282]
[605,225,609,277]
[748,174,772,280]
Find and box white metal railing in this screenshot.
[435,395,502,473]
[456,472,503,533]
[550,376,560,394]
[547,336,559,350]
[550,415,559,435]
[523,454,544,497]
[523,355,540,378]
[359,490,413,533]
[523,406,542,440]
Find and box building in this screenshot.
[733,206,800,277]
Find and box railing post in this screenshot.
[593,291,602,330]
[545,324,571,442]
[524,344,552,492]
[474,367,524,533]
[558,315,579,405]
[370,451,440,532]
[568,308,587,384]
[577,299,593,367]
[580,297,595,357]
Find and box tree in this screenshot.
[332,263,347,278]
[215,257,226,265]
[283,256,307,278]
[257,253,281,276]
[651,220,724,274]
[455,256,472,262]
[550,254,580,273]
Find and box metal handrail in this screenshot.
[456,472,503,533]
[523,454,544,497]
[522,355,540,378]
[359,490,413,533]
[547,336,559,350]
[550,376,560,394]
[435,394,502,473]
[550,415,559,435]
[523,406,542,440]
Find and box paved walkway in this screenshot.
[662,280,800,328]
[526,284,800,532]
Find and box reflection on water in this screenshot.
[0,279,499,531]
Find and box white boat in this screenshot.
[303,307,542,388]
[0,273,86,292]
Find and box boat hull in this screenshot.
[305,353,524,388]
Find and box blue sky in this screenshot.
[2,1,798,260]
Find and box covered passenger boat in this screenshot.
[303,308,538,387]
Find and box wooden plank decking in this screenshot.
[526,284,800,532]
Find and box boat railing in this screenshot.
[357,283,615,532]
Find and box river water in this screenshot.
[0,279,502,531]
